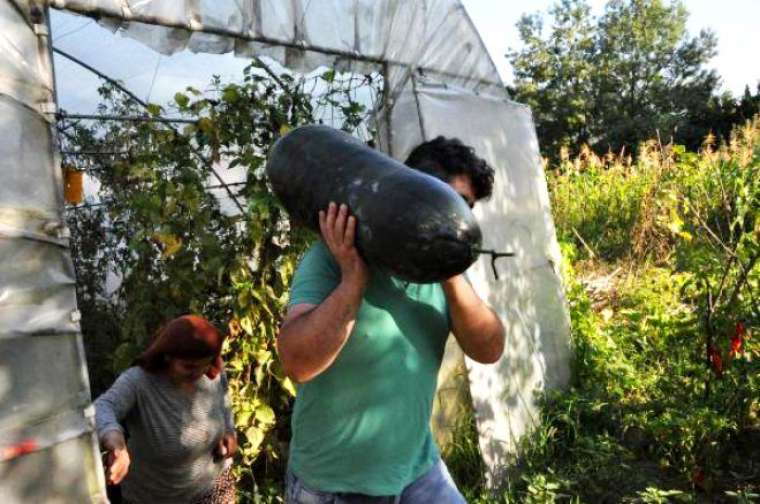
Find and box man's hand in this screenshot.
[442,274,505,364]
[215,430,238,460]
[319,202,369,289]
[101,430,130,485]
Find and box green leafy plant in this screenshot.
[451,118,759,503]
[61,62,381,500]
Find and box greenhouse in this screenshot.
[0,1,570,501]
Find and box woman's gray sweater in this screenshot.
[94,366,234,503]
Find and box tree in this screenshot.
[509,0,597,159]
[595,0,719,150]
[737,84,760,122]
[509,0,720,160]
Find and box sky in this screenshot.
[461,0,760,96]
[51,0,760,115]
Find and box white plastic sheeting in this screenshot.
[0,1,106,502]
[1,434,104,503]
[0,2,52,110]
[399,78,572,483]
[49,0,505,97]
[0,97,61,215]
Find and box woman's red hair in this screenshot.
[135,315,225,379]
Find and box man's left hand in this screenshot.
[441,274,505,364]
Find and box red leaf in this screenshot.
[708,346,723,376]
[735,321,746,337]
[692,467,705,488]
[729,335,742,358]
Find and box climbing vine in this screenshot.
[60,60,381,499]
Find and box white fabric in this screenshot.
[50,0,505,97]
[0,238,79,337]
[0,1,51,110]
[0,96,62,214]
[0,334,89,431]
[407,79,572,483]
[0,434,103,503]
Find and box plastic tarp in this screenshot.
[1,434,104,503]
[0,2,106,502]
[0,2,52,110]
[396,77,572,483]
[49,0,505,98]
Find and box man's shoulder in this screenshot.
[289,240,341,306]
[303,240,329,258]
[298,240,339,272]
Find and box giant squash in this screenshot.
[266,125,482,283]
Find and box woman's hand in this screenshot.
[215,431,238,459]
[101,430,130,485]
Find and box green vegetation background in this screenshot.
[448,123,760,503]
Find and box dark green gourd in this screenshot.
[266,125,482,283]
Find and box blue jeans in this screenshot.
[285,459,466,504]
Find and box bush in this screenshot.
[451,118,759,502]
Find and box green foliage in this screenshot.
[61,63,380,500]
[451,119,759,502]
[509,0,598,160]
[508,0,756,161]
[548,145,657,260]
[441,403,488,502]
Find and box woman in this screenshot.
[95,315,238,504]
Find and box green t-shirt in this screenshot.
[287,241,451,496]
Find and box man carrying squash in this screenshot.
[276,137,505,503]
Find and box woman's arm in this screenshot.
[94,368,140,484]
[217,372,238,459]
[100,430,130,485]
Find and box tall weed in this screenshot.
[451,118,759,502]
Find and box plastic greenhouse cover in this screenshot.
[0,238,79,337]
[50,0,505,97]
[0,433,104,503]
[0,3,106,502]
[407,79,572,481]
[0,5,75,338]
[0,333,91,442]
[0,97,63,215]
[0,1,53,110]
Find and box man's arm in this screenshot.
[276,203,369,383]
[442,275,505,364]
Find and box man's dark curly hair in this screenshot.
[404,136,495,200]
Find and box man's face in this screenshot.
[448,174,476,209]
